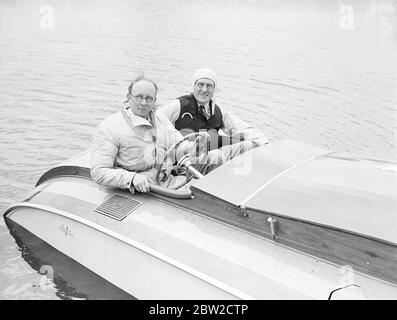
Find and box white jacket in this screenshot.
[90,105,189,189]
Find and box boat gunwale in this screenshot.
[35,165,93,187]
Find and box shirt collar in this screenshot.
[196,99,213,115]
[123,105,155,127]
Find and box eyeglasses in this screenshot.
[195,82,214,90]
[131,95,155,104]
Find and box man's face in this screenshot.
[193,78,215,105]
[129,80,157,118]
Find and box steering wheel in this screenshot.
[155,132,210,190]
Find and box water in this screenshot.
[0,0,396,299]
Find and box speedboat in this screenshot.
[3,139,397,299]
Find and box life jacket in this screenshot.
[175,94,223,134]
[175,94,224,149]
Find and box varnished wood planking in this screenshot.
[248,208,397,285]
[36,166,92,187]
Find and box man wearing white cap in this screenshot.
[158,68,268,173]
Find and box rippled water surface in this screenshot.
[1,0,396,299]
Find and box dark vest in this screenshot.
[175,94,223,134]
[175,94,224,149]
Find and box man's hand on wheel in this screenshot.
[132,173,150,193]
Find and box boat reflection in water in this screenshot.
[4,217,134,300]
[3,139,397,299]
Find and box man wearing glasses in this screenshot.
[158,68,268,172]
[90,74,209,193]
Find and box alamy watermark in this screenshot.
[339,5,355,30]
[334,265,366,299]
[40,5,54,30]
[32,265,54,290]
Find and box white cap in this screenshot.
[192,68,217,89]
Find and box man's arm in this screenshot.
[221,109,269,146]
[90,120,136,190]
[157,99,181,125]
